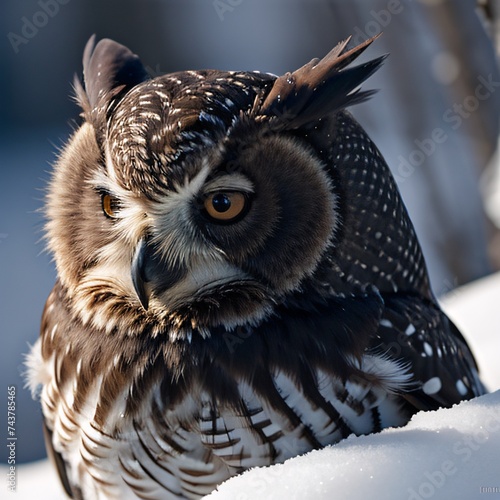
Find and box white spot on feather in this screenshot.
[423,342,433,356]
[422,377,442,395]
[405,324,416,336]
[456,379,468,396]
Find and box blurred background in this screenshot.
[1,0,499,464]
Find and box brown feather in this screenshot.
[256,34,386,129]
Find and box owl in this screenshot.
[28,34,485,499]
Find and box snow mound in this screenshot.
[207,391,500,500]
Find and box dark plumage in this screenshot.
[28,35,485,499]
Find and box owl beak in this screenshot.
[131,238,151,310]
[131,237,188,311]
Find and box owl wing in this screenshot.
[372,293,486,411]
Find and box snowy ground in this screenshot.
[3,273,499,500]
[208,392,500,500]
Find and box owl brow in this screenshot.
[170,161,211,196]
[88,166,120,193]
[202,173,254,194]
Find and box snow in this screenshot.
[208,392,500,500]
[3,273,500,499]
[440,271,500,392]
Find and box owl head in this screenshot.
[46,35,405,338]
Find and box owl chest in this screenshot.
[43,351,408,499]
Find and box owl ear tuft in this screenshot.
[255,34,387,129]
[74,35,149,128]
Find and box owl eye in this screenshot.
[100,192,121,219]
[203,192,249,223]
